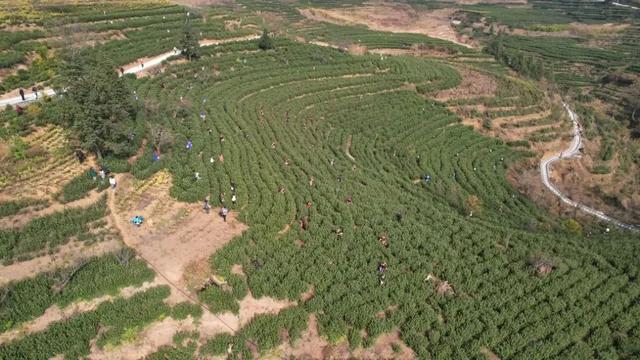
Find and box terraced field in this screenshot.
[0,1,639,359]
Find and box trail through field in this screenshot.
[0,35,260,107]
[345,134,356,162]
[540,103,637,230]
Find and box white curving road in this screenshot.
[540,103,637,230]
[0,35,260,107]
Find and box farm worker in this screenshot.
[32,87,38,99]
[19,88,25,101]
[200,111,206,120]
[120,67,125,75]
[220,192,225,204]
[306,201,312,209]
[109,175,117,189]
[231,194,237,205]
[186,139,193,150]
[194,172,200,181]
[345,195,353,205]
[208,128,213,135]
[220,207,228,222]
[219,135,225,143]
[231,181,237,193]
[210,156,215,164]
[330,159,335,166]
[152,151,160,162]
[378,262,387,273]
[75,149,86,163]
[309,177,315,187]
[203,198,211,214]
[140,61,144,69]
[88,167,97,181]
[99,169,106,180]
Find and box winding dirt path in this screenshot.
[540,103,637,230]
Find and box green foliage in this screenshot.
[0,253,154,332]
[10,137,29,160]
[0,198,48,218]
[0,286,171,360]
[258,29,274,50]
[0,196,107,262]
[178,19,200,61]
[171,302,203,320]
[57,170,109,203]
[198,286,239,314]
[146,344,196,360]
[200,333,234,356]
[56,50,136,159]
[563,218,583,236]
[486,35,545,80]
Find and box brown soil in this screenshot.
[299,5,474,48]
[270,314,415,359]
[434,67,497,101]
[108,171,248,303]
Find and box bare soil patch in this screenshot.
[299,4,474,48]
[108,171,247,303]
[434,67,497,101]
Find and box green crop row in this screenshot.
[0,250,154,332]
[0,198,49,218]
[57,170,110,203]
[0,286,171,360]
[0,196,107,263]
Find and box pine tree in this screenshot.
[56,50,135,159]
[179,19,200,61]
[258,29,274,51]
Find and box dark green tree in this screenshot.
[258,29,274,51]
[56,50,135,159]
[178,19,200,61]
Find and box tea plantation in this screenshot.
[0,1,639,359]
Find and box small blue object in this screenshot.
[131,215,144,226]
[152,152,160,162]
[186,140,193,149]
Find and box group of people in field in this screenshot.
[202,181,237,222]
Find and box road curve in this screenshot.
[540,103,637,230]
[0,34,259,108]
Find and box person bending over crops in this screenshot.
[203,198,211,214]
[220,207,228,222]
[109,175,117,189]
